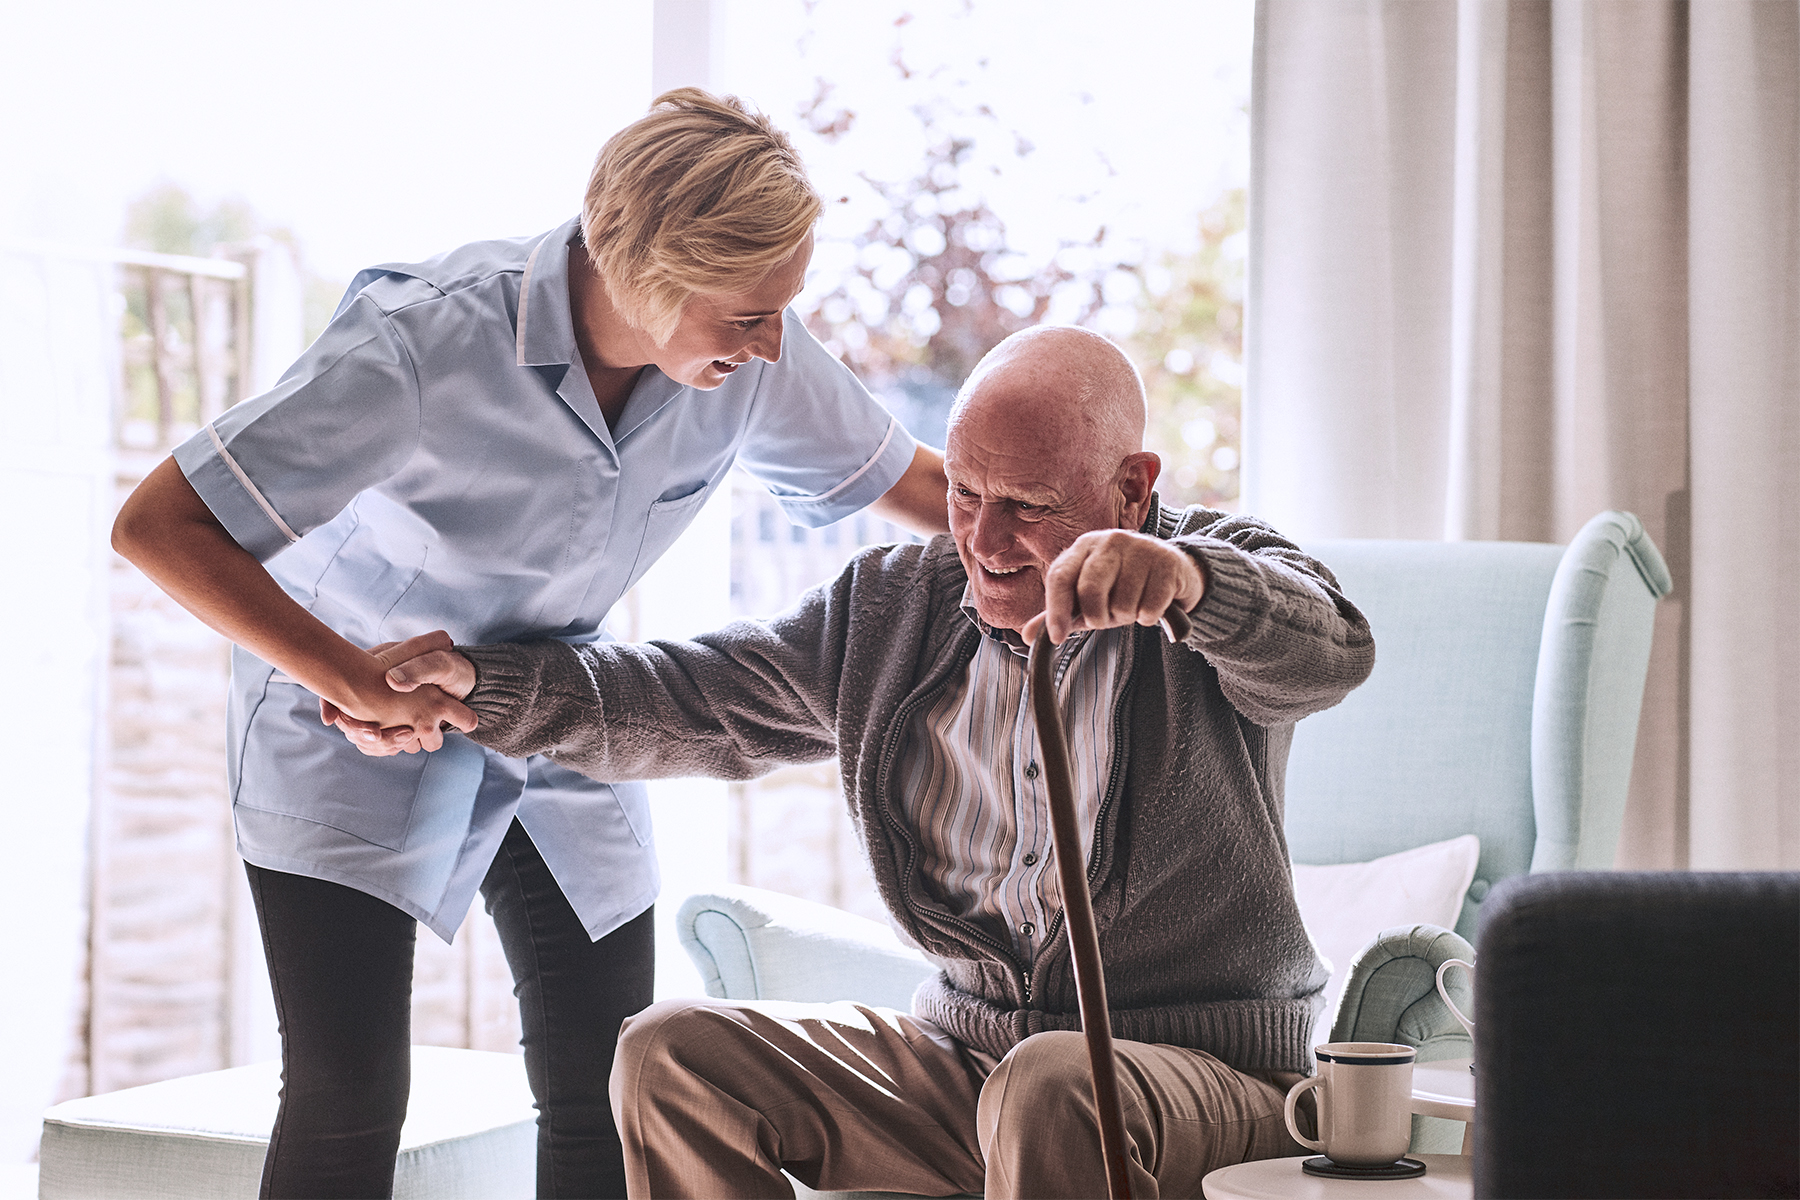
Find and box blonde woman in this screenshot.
[113,89,949,1200]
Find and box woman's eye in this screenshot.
[733,319,761,331]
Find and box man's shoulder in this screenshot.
[839,534,965,594]
[1158,501,1297,549]
[1156,501,1230,539]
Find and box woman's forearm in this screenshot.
[112,457,468,738]
[867,443,950,536]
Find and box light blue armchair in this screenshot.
[678,511,1670,1183]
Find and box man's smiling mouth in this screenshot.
[982,564,1024,576]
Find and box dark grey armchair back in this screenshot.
[1472,871,1799,1199]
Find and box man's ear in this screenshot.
[1115,451,1161,527]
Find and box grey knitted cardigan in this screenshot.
[460,502,1374,1074]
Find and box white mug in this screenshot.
[1434,957,1476,1040]
[1284,1042,1416,1166]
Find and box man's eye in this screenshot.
[733,319,760,331]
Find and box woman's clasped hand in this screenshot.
[321,630,479,755]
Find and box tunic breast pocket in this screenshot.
[623,482,713,593]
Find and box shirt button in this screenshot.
[1019,921,1035,937]
[1024,761,1040,780]
[1022,852,1039,867]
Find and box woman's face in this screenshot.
[654,233,814,390]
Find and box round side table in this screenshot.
[1202,1153,1472,1200]
[1411,1057,1476,1153]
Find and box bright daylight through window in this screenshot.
[0,0,1251,1171]
[703,0,1253,922]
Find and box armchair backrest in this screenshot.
[1284,512,1671,940]
[1472,870,1800,1198]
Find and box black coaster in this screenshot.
[1302,1156,1428,1180]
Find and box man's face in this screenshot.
[945,386,1127,631]
[652,233,813,390]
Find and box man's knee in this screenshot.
[616,997,704,1054]
[977,1031,1095,1141]
[610,999,722,1111]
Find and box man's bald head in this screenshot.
[942,326,1162,631]
[947,326,1147,472]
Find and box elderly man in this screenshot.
[366,326,1374,1198]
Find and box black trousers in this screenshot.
[245,819,655,1199]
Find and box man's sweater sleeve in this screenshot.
[453,560,864,782]
[1172,512,1375,726]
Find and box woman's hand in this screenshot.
[321,631,480,756]
[113,459,479,754]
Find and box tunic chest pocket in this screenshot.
[623,482,713,594]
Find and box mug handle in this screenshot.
[1284,1075,1326,1153]
[1435,957,1477,1038]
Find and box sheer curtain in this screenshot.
[1244,0,1797,870]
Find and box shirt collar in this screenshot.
[957,583,1090,660]
[515,216,583,369]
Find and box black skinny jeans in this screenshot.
[245,818,655,1199]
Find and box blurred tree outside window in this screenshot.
[716,0,1253,919]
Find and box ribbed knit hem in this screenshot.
[914,977,1318,1073]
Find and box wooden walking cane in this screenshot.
[1027,603,1192,1200]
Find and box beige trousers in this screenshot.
[610,998,1308,1199]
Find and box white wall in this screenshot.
[0,248,116,1162]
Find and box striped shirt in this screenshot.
[898,588,1133,961]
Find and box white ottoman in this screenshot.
[38,1046,536,1200]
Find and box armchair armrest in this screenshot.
[1330,924,1476,1062]
[1333,925,1478,1156]
[677,886,939,1011]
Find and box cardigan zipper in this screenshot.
[873,625,1032,1003]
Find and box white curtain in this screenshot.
[1245,0,1798,870]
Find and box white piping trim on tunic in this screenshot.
[515,232,549,366]
[791,416,901,505]
[209,423,300,543]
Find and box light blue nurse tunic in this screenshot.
[173,217,915,942]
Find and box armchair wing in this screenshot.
[1528,511,1672,870]
[1289,511,1671,941]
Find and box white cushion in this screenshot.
[38,1046,534,1200]
[1292,834,1480,1024]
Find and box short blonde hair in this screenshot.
[582,88,821,345]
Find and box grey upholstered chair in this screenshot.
[678,511,1671,1192]
[1471,871,1799,1198]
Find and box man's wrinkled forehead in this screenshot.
[945,406,1103,500]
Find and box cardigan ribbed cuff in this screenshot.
[457,641,578,751]
[1175,536,1269,647]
